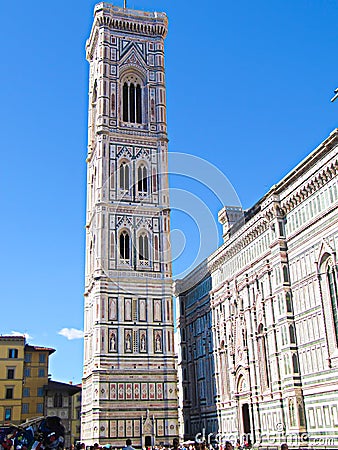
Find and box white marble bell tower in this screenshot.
[81,2,178,447]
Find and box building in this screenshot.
[22,345,55,421]
[0,336,25,425]
[44,380,81,448]
[0,336,55,425]
[82,2,178,447]
[71,385,82,447]
[176,129,338,448]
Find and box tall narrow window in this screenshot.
[92,80,97,105]
[292,353,300,373]
[37,403,44,414]
[54,393,62,408]
[289,324,296,344]
[327,264,338,345]
[123,82,128,121]
[286,292,293,313]
[138,164,148,193]
[23,388,30,397]
[119,162,130,191]
[122,76,143,124]
[136,84,142,123]
[139,233,149,262]
[119,231,130,260]
[129,84,135,123]
[5,408,12,421]
[6,388,13,399]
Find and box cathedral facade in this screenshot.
[82,3,178,447]
[176,130,338,448]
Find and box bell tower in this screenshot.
[82,2,178,447]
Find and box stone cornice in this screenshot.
[86,3,168,60]
[176,129,338,296]
[276,128,338,196]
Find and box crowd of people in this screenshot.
[72,440,289,450]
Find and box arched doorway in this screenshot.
[236,374,253,444]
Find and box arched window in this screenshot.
[283,265,290,283]
[289,398,296,427]
[119,231,130,260]
[122,76,142,124]
[123,82,128,121]
[327,263,338,345]
[292,353,299,373]
[119,161,130,191]
[289,324,296,344]
[129,83,135,123]
[286,291,293,313]
[136,84,142,123]
[138,233,149,262]
[138,164,148,193]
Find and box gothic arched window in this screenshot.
[138,164,148,193]
[119,230,130,261]
[119,161,130,191]
[289,324,296,344]
[292,353,299,373]
[138,233,149,262]
[327,263,338,345]
[286,291,293,313]
[122,75,142,124]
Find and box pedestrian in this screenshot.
[225,443,233,450]
[123,440,135,450]
[281,444,288,450]
[242,437,250,449]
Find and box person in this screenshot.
[235,439,241,449]
[242,437,250,449]
[123,440,135,450]
[225,443,233,450]
[172,438,179,450]
[281,444,288,450]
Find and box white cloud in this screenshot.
[11,331,32,341]
[58,328,84,340]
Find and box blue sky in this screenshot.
[1,0,337,384]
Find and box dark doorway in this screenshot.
[145,436,152,448]
[242,403,251,435]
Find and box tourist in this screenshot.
[123,439,135,450]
